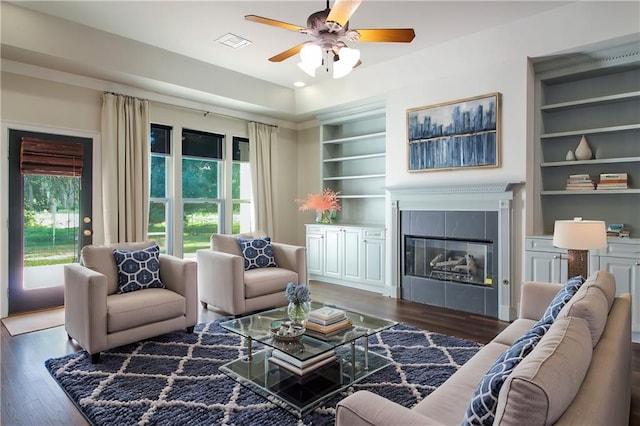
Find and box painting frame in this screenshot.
[407,92,501,172]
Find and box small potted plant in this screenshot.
[285,282,311,325]
[296,188,341,224]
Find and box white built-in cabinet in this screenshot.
[306,224,385,292]
[527,40,640,334]
[525,236,640,333]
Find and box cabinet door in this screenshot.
[363,238,385,286]
[525,250,567,283]
[323,228,342,279]
[342,228,362,282]
[306,232,324,276]
[598,256,640,332]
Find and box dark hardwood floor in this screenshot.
[2,280,638,425]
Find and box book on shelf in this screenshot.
[305,318,353,335]
[269,353,337,376]
[566,174,595,190]
[600,173,628,181]
[271,349,335,369]
[308,307,346,322]
[566,184,595,190]
[597,183,629,190]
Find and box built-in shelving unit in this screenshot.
[318,102,386,225]
[531,40,640,236]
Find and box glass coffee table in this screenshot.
[219,302,396,416]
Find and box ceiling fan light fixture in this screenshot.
[333,47,360,79]
[297,43,322,76]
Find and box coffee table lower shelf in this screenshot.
[219,347,392,416]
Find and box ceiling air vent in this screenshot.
[216,33,251,49]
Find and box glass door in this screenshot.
[8,129,93,314]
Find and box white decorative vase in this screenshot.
[574,135,592,161]
[565,150,576,161]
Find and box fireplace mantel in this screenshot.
[387,183,521,321]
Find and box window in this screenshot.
[232,137,252,234]
[182,129,224,256]
[149,124,172,253]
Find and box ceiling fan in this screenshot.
[245,0,415,78]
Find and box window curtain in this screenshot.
[101,93,150,243]
[248,122,277,237]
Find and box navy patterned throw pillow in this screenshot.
[238,237,278,270]
[461,275,585,425]
[462,332,543,426]
[538,275,585,324]
[113,245,165,294]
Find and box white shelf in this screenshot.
[541,189,640,195]
[541,156,640,167]
[541,91,640,111]
[541,123,640,139]
[323,131,386,145]
[323,174,385,181]
[323,153,386,163]
[337,194,386,199]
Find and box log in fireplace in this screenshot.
[405,236,493,287]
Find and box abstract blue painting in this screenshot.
[407,93,501,171]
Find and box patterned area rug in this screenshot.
[45,318,481,425]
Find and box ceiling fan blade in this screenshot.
[245,15,305,32]
[268,43,306,62]
[355,28,416,43]
[327,0,363,27]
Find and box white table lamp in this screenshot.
[552,217,607,279]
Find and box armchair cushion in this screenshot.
[113,245,164,293]
[238,237,277,270]
[107,288,186,333]
[244,267,299,298]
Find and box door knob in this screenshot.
[83,229,92,236]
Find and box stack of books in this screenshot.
[606,223,630,238]
[597,173,629,190]
[565,174,595,190]
[305,307,352,337]
[269,349,336,376]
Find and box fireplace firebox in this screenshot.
[405,236,493,286]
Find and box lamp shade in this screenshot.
[552,218,607,250]
[297,44,322,76]
[333,47,360,79]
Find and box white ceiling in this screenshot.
[14,1,570,89]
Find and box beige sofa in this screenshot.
[336,270,632,425]
[196,233,307,316]
[64,241,198,363]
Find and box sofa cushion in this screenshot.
[578,270,616,311]
[81,241,156,295]
[107,288,186,333]
[492,319,537,346]
[413,342,509,425]
[495,316,592,426]
[557,280,610,347]
[238,237,278,270]
[538,275,585,324]
[244,267,298,298]
[463,331,543,425]
[113,245,165,294]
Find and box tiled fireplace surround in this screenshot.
[389,184,518,322]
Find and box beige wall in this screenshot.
[0,73,302,316]
[294,125,321,245]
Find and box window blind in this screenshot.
[20,137,84,177]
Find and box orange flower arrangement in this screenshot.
[296,188,341,223]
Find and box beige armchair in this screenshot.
[196,233,307,316]
[64,241,197,363]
